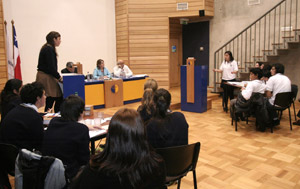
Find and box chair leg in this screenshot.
[246,116,249,124]
[177,179,181,189]
[289,107,292,130]
[293,102,297,121]
[193,170,197,189]
[235,117,238,131]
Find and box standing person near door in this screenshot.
[213,51,238,112]
[36,31,63,113]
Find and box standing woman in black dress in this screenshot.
[36,31,63,112]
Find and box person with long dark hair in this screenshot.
[213,51,239,112]
[0,79,22,121]
[137,88,155,123]
[36,31,63,113]
[42,95,90,180]
[71,108,166,188]
[146,88,188,148]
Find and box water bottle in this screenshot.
[87,72,90,81]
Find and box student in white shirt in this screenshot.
[265,63,291,125]
[213,51,238,112]
[230,68,265,117]
[113,60,133,78]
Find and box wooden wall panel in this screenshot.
[0,0,7,91]
[116,0,214,89]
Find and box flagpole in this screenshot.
[11,20,14,60]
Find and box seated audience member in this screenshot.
[61,62,76,73]
[113,60,133,78]
[0,79,22,121]
[230,68,266,119]
[293,98,300,125]
[265,63,291,125]
[146,88,188,148]
[137,88,155,123]
[0,82,45,151]
[42,95,90,179]
[255,62,264,69]
[71,108,166,188]
[144,78,158,92]
[262,64,272,83]
[93,59,111,79]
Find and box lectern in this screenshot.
[104,79,124,108]
[181,58,208,113]
[62,74,85,100]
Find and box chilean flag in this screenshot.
[13,25,22,80]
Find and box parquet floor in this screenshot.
[99,97,300,189]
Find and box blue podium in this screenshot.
[62,74,85,101]
[181,63,208,113]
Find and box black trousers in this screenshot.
[45,96,63,113]
[221,79,236,111]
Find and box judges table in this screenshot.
[62,74,148,109]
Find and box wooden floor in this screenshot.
[97,97,300,189]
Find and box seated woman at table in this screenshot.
[146,88,189,148]
[137,88,155,123]
[213,51,238,112]
[42,95,90,180]
[93,59,111,79]
[71,108,166,188]
[0,79,22,121]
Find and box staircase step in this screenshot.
[282,36,294,38]
[287,41,300,49]
[272,43,283,45]
[293,29,300,31]
[277,48,289,55]
[262,50,273,52]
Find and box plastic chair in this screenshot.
[0,143,19,176]
[291,84,298,121]
[273,92,293,131]
[156,142,201,189]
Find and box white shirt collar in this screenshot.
[21,103,38,112]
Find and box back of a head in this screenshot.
[20,82,44,104]
[144,79,158,92]
[141,88,154,112]
[272,63,285,74]
[1,79,22,101]
[250,68,263,79]
[66,62,73,68]
[153,88,171,118]
[91,108,163,187]
[60,95,85,121]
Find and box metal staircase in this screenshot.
[214,0,300,92]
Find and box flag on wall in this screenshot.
[13,25,22,80]
[4,22,14,79]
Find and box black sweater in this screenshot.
[42,117,90,179]
[0,105,44,151]
[0,96,21,121]
[146,112,189,148]
[37,45,61,79]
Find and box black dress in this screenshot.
[42,117,90,179]
[146,112,189,148]
[0,105,44,151]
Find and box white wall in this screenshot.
[3,0,116,84]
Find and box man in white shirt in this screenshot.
[230,68,266,118]
[113,60,133,78]
[265,63,291,125]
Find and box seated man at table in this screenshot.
[42,95,90,179]
[61,62,76,73]
[0,82,45,151]
[113,60,133,78]
[265,63,291,125]
[230,68,266,119]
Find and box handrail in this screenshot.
[215,0,285,52]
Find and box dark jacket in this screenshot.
[0,105,44,151]
[146,112,189,148]
[38,45,60,79]
[42,117,90,179]
[0,96,21,121]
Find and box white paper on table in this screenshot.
[89,129,107,138]
[132,74,147,78]
[103,117,112,122]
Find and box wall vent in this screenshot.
[248,0,260,6]
[177,2,188,11]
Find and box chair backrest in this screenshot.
[274,92,292,108]
[156,142,200,178]
[0,143,19,176]
[291,84,298,101]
